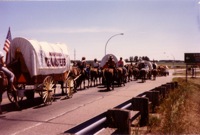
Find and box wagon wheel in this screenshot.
[7,86,24,103]
[65,77,74,98]
[7,91,16,103]
[41,76,55,105]
[7,90,23,103]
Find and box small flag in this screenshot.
[3,27,12,53]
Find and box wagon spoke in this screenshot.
[43,95,47,103]
[42,76,55,105]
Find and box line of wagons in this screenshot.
[0,37,169,113]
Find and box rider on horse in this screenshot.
[92,58,100,73]
[0,51,20,112]
[103,55,116,69]
[117,57,127,75]
[79,57,86,69]
[0,51,16,91]
[79,56,90,76]
[93,58,99,69]
[103,55,117,76]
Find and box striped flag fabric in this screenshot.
[3,27,12,53]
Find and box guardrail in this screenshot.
[64,81,178,135]
[65,99,133,134]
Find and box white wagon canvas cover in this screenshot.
[100,54,118,68]
[7,37,70,77]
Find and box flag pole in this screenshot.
[5,51,8,64]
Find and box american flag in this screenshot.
[3,27,12,53]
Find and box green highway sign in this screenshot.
[184,53,200,64]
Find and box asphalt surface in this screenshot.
[0,71,174,135]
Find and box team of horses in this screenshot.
[67,61,162,92]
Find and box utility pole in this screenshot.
[74,49,76,61]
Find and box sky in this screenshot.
[0,0,200,61]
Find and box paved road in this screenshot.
[0,71,174,135]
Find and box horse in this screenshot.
[144,61,153,80]
[132,67,140,81]
[125,64,134,82]
[137,62,149,83]
[157,65,169,76]
[90,67,100,87]
[139,69,148,82]
[151,69,157,80]
[103,68,115,90]
[150,63,158,80]
[116,67,126,87]
[76,63,90,90]
[68,66,82,90]
[0,71,20,114]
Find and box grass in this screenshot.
[173,69,200,76]
[147,77,200,134]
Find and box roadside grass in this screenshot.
[173,69,200,76]
[146,77,200,134]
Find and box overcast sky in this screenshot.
[0,0,200,61]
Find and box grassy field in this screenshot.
[131,70,200,134]
[146,77,200,134]
[173,70,200,76]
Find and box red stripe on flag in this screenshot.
[3,39,10,53]
[3,28,12,53]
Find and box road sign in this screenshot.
[184,53,200,64]
[184,53,200,82]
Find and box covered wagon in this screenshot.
[6,37,71,104]
[100,54,118,68]
[100,54,118,90]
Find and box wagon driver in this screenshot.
[0,51,16,91]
